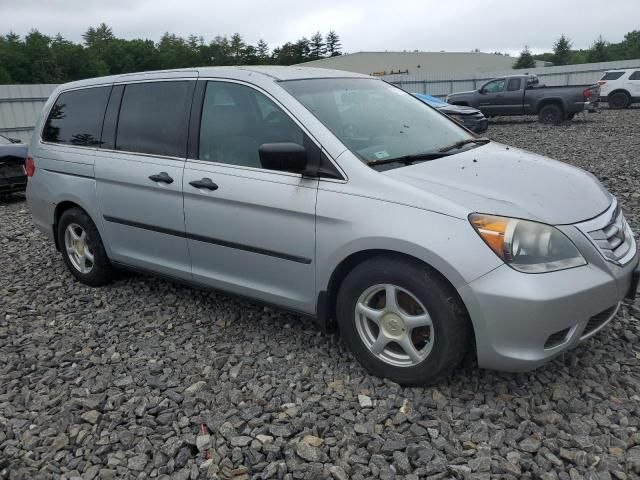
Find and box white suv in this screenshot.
[598,69,640,109]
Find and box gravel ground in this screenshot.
[1,107,640,480]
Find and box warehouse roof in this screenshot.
[298,51,544,76]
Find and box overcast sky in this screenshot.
[1,0,639,56]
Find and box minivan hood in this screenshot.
[384,142,612,225]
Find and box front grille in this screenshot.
[544,328,571,349]
[586,206,634,264]
[581,304,618,338]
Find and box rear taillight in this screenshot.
[597,80,606,86]
[583,88,593,100]
[24,156,35,177]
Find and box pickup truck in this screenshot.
[446,75,599,124]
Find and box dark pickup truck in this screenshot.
[446,75,599,124]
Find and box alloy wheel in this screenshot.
[64,223,94,274]
[354,284,434,367]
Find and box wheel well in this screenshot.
[537,99,563,114]
[321,249,473,336]
[609,89,630,98]
[52,201,83,251]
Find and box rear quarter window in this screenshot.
[601,71,625,80]
[629,71,640,80]
[42,86,111,146]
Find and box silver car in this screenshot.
[26,67,639,386]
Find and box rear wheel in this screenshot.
[608,91,630,109]
[336,256,471,386]
[57,208,114,286]
[538,104,563,124]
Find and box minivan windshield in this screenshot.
[280,78,476,167]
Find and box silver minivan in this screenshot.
[27,66,639,385]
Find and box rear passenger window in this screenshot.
[629,71,640,80]
[198,82,304,170]
[507,78,521,91]
[116,81,192,158]
[601,71,625,80]
[42,87,111,146]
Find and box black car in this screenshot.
[413,93,488,134]
[0,134,28,194]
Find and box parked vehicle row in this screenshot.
[598,68,640,109]
[26,66,639,385]
[0,134,28,194]
[446,74,599,124]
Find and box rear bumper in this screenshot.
[459,250,639,372]
[585,100,600,112]
[25,182,55,242]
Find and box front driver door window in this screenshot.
[479,79,505,114]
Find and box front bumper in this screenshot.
[459,249,638,372]
[0,164,27,193]
[459,203,638,373]
[462,117,488,134]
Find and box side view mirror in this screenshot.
[478,88,485,94]
[258,142,308,174]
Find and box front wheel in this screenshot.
[538,104,563,124]
[57,208,115,286]
[336,257,471,386]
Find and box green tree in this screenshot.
[552,34,572,65]
[513,46,536,69]
[229,33,246,64]
[82,23,114,50]
[0,33,29,83]
[24,30,56,83]
[309,31,326,59]
[587,35,610,63]
[256,39,269,64]
[156,33,198,69]
[621,30,640,58]
[325,30,341,56]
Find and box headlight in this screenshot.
[469,214,586,273]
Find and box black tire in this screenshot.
[57,207,114,286]
[566,112,575,121]
[608,91,630,109]
[336,256,471,386]
[538,104,563,124]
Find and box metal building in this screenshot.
[0,84,57,143]
[298,51,546,76]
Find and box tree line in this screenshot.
[0,24,343,84]
[513,30,640,69]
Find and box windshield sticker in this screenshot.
[374,150,390,159]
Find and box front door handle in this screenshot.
[148,172,174,184]
[189,178,218,191]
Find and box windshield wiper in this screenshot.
[366,151,449,167]
[438,137,490,153]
